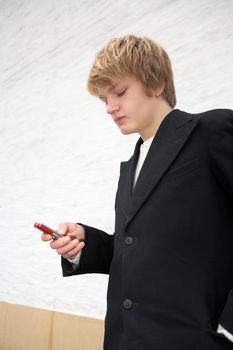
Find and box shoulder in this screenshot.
[192,108,233,123]
[191,109,233,133]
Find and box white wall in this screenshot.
[0,0,233,320]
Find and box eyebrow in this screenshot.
[108,85,118,93]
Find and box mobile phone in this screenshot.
[34,222,63,240]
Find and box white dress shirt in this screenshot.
[133,135,155,189]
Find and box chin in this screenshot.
[119,127,135,135]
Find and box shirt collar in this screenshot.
[140,135,155,152]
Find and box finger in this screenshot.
[62,241,85,260]
[41,233,53,241]
[50,236,71,250]
[57,222,69,236]
[57,239,85,257]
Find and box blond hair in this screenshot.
[87,35,176,108]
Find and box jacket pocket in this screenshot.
[169,158,200,177]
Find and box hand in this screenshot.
[41,222,85,260]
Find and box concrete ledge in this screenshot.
[0,301,104,350]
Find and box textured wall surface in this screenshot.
[0,0,233,320]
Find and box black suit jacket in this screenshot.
[62,109,233,350]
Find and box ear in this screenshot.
[154,82,165,97]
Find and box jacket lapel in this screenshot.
[117,137,143,218]
[118,109,201,227]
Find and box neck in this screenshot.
[141,101,173,141]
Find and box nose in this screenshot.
[106,100,120,115]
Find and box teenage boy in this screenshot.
[42,35,233,350]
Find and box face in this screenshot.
[99,76,165,140]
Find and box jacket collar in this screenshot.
[118,109,200,227]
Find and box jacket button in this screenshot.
[125,236,133,246]
[123,299,133,310]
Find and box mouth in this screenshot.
[114,116,125,125]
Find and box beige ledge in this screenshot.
[0,301,104,350]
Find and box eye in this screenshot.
[115,88,127,97]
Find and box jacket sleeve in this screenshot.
[209,109,233,334]
[62,224,114,277]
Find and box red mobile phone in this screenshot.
[34,222,63,240]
